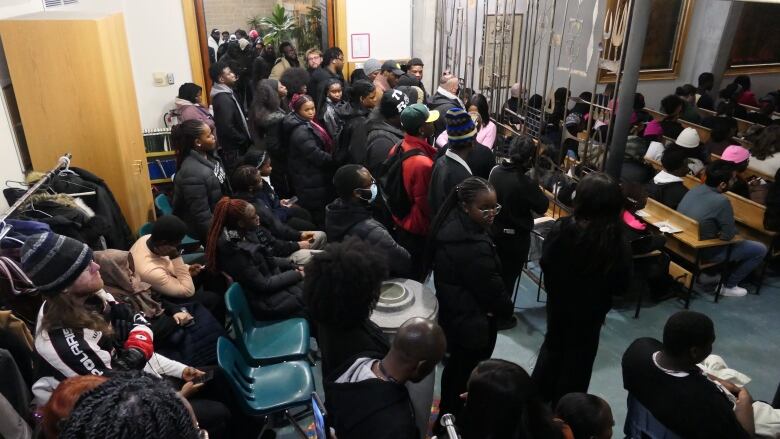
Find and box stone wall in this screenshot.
[203,0,276,34]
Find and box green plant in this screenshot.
[247,15,262,31]
[260,5,297,49]
[293,6,323,53]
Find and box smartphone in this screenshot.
[287,196,298,205]
[192,369,214,384]
[312,392,327,439]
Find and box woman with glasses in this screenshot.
[425,176,514,428]
[489,136,549,329]
[531,172,631,406]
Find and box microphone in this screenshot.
[440,413,459,439]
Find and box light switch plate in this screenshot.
[153,72,166,87]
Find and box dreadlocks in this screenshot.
[58,371,199,439]
[205,196,252,272]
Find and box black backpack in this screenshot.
[377,142,424,219]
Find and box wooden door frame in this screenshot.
[181,0,212,104]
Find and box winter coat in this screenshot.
[318,321,389,381]
[428,151,472,216]
[216,229,306,320]
[429,91,461,136]
[175,99,216,136]
[173,151,230,241]
[268,57,294,81]
[363,112,405,176]
[325,198,411,276]
[308,67,345,114]
[251,109,285,154]
[233,190,301,242]
[210,85,251,154]
[325,353,418,439]
[489,163,549,240]
[322,99,347,142]
[646,171,689,210]
[432,209,513,350]
[282,113,335,211]
[341,104,372,164]
[391,135,437,236]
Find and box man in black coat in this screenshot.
[325,165,411,276]
[429,73,464,136]
[363,90,408,175]
[325,317,446,439]
[308,47,345,113]
[209,60,251,173]
[399,58,428,102]
[428,108,476,216]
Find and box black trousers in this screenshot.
[285,205,318,231]
[531,309,606,406]
[438,323,498,423]
[495,233,532,295]
[395,228,427,281]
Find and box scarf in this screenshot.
[309,119,334,153]
[93,249,163,318]
[210,83,251,137]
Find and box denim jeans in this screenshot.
[703,240,767,287]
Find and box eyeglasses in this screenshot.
[478,204,502,218]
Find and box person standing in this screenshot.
[208,29,220,64]
[209,60,251,174]
[428,108,476,215]
[468,94,497,149]
[309,47,345,112]
[269,41,301,81]
[426,176,514,426]
[374,60,404,93]
[361,58,382,84]
[489,136,548,328]
[364,89,409,176]
[388,104,440,279]
[532,172,632,405]
[304,48,323,74]
[250,79,291,196]
[398,58,428,101]
[340,80,378,164]
[430,74,464,136]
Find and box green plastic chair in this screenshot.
[151,195,200,247]
[225,283,310,365]
[217,337,313,420]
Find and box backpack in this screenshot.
[377,141,424,219]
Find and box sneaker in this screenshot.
[720,285,748,297]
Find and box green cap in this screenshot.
[400,103,440,133]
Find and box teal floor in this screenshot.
[278,268,780,437]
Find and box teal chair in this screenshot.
[151,195,200,248]
[217,337,313,433]
[225,283,310,365]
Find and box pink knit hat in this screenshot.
[721,145,750,164]
[644,120,663,137]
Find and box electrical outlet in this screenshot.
[167,73,175,85]
[153,72,166,87]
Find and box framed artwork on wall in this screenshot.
[726,2,780,76]
[598,0,694,82]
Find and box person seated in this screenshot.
[232,165,325,265]
[646,148,689,210]
[764,168,780,231]
[703,110,738,157]
[20,232,205,405]
[175,82,216,136]
[326,165,411,277]
[676,84,702,124]
[734,75,759,107]
[622,311,754,438]
[554,393,615,439]
[659,95,686,138]
[325,317,447,439]
[130,216,219,313]
[749,125,780,177]
[56,371,207,439]
[717,83,749,119]
[205,196,306,320]
[677,161,768,296]
[41,375,108,439]
[457,359,561,439]
[305,237,390,379]
[721,145,754,200]
[242,149,319,232]
[640,119,667,161]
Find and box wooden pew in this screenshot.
[710,153,775,182]
[695,106,762,134]
[725,191,777,250]
[542,188,571,219]
[739,103,780,120]
[640,198,739,307]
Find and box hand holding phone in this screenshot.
[192,369,214,384]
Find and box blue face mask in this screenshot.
[357,183,378,203]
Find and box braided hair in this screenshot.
[205,196,252,272]
[59,371,199,439]
[423,176,494,279]
[172,119,209,168]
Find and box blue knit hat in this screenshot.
[445,107,477,147]
[21,232,93,294]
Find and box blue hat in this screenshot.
[445,107,477,146]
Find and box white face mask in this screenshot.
[356,183,378,203]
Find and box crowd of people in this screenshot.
[1,27,780,439]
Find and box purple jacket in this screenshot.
[175,99,216,136]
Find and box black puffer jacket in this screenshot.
[216,229,306,320]
[325,198,410,276]
[432,209,513,350]
[282,113,335,211]
[211,86,251,153]
[363,112,404,176]
[252,109,285,154]
[340,104,371,165]
[173,151,231,240]
[429,92,461,136]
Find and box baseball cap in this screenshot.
[382,60,404,76]
[363,58,381,75]
[379,89,410,119]
[721,145,750,164]
[401,103,440,133]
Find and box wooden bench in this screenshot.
[695,107,762,134]
[739,103,780,120]
[640,198,739,306]
[542,187,571,219]
[710,153,775,182]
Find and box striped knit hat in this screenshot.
[445,107,477,147]
[21,232,93,294]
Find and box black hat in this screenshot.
[381,60,404,76]
[379,89,410,118]
[21,232,93,294]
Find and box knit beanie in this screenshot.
[445,107,477,147]
[21,232,93,294]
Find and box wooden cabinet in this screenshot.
[0,11,153,233]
